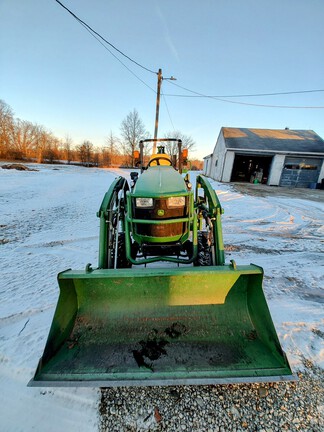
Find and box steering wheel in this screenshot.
[147,156,172,167]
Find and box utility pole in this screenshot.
[153,69,176,153]
[153,68,162,152]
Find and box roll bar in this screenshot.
[138,138,183,173]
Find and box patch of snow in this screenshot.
[0,165,323,430]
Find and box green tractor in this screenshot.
[98,139,223,269]
[30,139,293,387]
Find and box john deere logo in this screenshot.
[157,209,165,216]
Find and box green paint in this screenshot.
[30,266,293,386]
[30,164,293,387]
[134,166,188,197]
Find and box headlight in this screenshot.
[167,196,185,207]
[135,197,153,208]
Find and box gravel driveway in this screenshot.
[99,360,323,431]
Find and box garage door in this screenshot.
[280,157,323,188]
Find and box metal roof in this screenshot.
[222,128,324,154]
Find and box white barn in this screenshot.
[203,127,324,188]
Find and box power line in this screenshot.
[161,92,175,131]
[165,95,324,109]
[200,98,324,109]
[165,81,324,108]
[54,0,156,75]
[76,18,156,93]
[166,81,324,98]
[54,1,324,110]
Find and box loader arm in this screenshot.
[97,176,129,269]
[196,174,225,266]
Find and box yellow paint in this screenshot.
[249,129,304,140]
[149,153,172,166]
[223,128,247,139]
[168,274,240,306]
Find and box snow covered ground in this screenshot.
[0,164,323,431]
[215,183,324,370]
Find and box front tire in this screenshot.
[115,233,132,268]
[194,231,212,266]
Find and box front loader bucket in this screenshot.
[29,265,293,387]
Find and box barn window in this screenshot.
[284,164,299,169]
[285,163,317,170]
[300,164,317,170]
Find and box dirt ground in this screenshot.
[232,182,324,203]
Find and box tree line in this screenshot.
[0,100,202,169]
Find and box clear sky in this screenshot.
[1,0,323,159]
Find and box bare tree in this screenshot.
[163,130,196,157]
[120,109,148,166]
[0,99,73,163]
[0,100,15,158]
[31,125,56,163]
[13,119,41,160]
[92,148,100,167]
[102,131,120,166]
[42,136,61,163]
[63,135,73,164]
[77,141,93,167]
[101,147,110,167]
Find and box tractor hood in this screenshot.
[134,166,187,197]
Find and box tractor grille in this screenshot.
[133,197,188,238]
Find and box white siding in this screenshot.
[203,156,211,176]
[268,155,285,186]
[209,131,227,180]
[318,160,324,183]
[222,151,235,182]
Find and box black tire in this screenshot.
[115,233,132,268]
[194,231,212,266]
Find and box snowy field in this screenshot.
[0,164,323,431]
